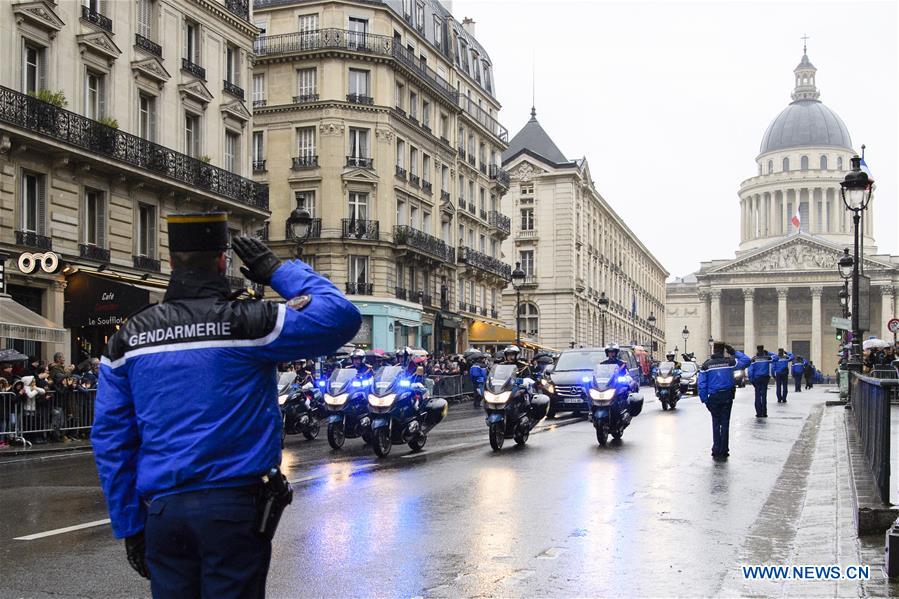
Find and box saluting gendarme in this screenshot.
[91,212,361,598]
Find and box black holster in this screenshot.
[255,468,293,540]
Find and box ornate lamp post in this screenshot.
[286,205,312,257]
[511,261,526,347]
[839,155,874,374]
[647,312,657,361]
[681,325,690,356]
[598,291,609,346]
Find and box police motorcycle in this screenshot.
[653,360,681,411]
[367,364,448,457]
[483,363,550,451]
[589,363,644,446]
[282,373,326,441]
[323,367,373,449]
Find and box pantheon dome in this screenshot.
[737,50,871,252]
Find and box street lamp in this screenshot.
[598,291,609,346]
[647,312,657,361]
[511,261,526,347]
[286,205,313,257]
[839,154,874,374]
[838,286,849,318]
[837,248,854,280]
[681,325,690,355]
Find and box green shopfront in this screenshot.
[348,298,422,351]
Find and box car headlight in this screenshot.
[368,393,396,408]
[542,380,555,393]
[324,393,348,406]
[485,390,511,405]
[656,376,673,384]
[589,388,616,401]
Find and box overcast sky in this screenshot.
[451,0,898,279]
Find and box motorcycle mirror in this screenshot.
[543,365,554,374]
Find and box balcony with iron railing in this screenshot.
[79,243,110,262]
[468,303,477,313]
[135,34,162,58]
[223,80,245,100]
[224,0,250,20]
[489,164,510,190]
[345,281,373,295]
[252,99,266,108]
[395,287,407,300]
[490,308,498,319]
[521,273,538,287]
[346,93,374,105]
[467,154,476,167]
[467,202,477,215]
[181,58,206,79]
[394,225,454,263]
[294,93,319,103]
[342,219,380,240]
[284,218,322,240]
[253,160,266,172]
[133,255,161,272]
[440,190,450,202]
[347,156,373,168]
[421,294,433,307]
[458,246,512,281]
[409,173,420,188]
[292,155,318,169]
[479,208,488,220]
[440,297,450,311]
[488,211,511,236]
[16,230,52,250]
[479,163,487,175]
[458,300,466,312]
[0,86,268,212]
[422,180,432,195]
[81,4,112,32]
[395,165,407,180]
[459,96,509,143]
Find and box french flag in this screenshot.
[791,206,801,231]
[860,156,874,188]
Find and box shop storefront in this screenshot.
[468,321,517,356]
[434,311,463,356]
[350,298,422,351]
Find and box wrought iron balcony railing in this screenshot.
[284,218,322,240]
[346,156,373,168]
[457,147,465,159]
[467,154,476,167]
[441,297,450,311]
[395,165,407,180]
[467,202,477,215]
[293,93,319,103]
[491,308,498,319]
[346,93,374,105]
[440,190,450,202]
[480,307,488,316]
[395,287,407,300]
[181,58,206,80]
[459,96,509,143]
[223,80,245,100]
[458,246,512,281]
[521,274,538,286]
[292,155,318,169]
[345,282,373,295]
[488,210,511,235]
[479,209,488,220]
[253,160,266,172]
[135,34,162,58]
[16,230,52,250]
[468,303,477,313]
[133,255,161,272]
[458,301,466,311]
[394,225,454,263]
[479,163,487,175]
[409,174,420,187]
[79,243,110,262]
[81,5,112,32]
[252,99,266,108]
[489,164,510,189]
[422,181,432,194]
[0,86,268,211]
[225,0,250,20]
[342,219,379,240]
[422,294,433,307]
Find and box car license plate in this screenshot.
[564,398,583,404]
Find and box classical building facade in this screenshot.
[666,49,899,372]
[501,109,668,352]
[251,0,512,352]
[0,0,266,361]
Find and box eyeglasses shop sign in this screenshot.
[17,251,61,274]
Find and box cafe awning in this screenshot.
[0,294,66,343]
[64,272,151,328]
[468,321,516,344]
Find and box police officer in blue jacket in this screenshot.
[791,355,806,392]
[772,348,793,403]
[469,353,487,409]
[92,213,361,598]
[698,341,750,460]
[747,345,773,418]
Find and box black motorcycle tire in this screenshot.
[327,422,345,450]
[408,433,427,452]
[670,399,678,410]
[514,427,529,446]
[596,421,609,446]
[303,420,320,441]
[546,408,556,420]
[489,422,505,451]
[373,427,392,457]
[661,400,669,411]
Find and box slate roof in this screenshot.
[502,109,569,166]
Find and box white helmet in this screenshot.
[503,345,521,357]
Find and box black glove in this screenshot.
[232,236,281,285]
[725,345,735,355]
[125,531,150,579]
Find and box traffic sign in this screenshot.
[888,318,899,334]
[831,316,851,330]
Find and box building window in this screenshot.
[422,100,430,128]
[396,139,405,169]
[520,250,534,275]
[252,131,264,163]
[225,44,239,85]
[396,198,406,225]
[348,255,368,285]
[349,128,369,160]
[800,155,809,171]
[433,17,443,48]
[252,74,264,105]
[410,205,419,230]
[409,91,418,120]
[137,0,154,39]
[137,203,157,258]
[348,68,369,97]
[185,112,200,157]
[85,70,106,119]
[521,207,534,231]
[84,188,106,247]
[295,191,315,217]
[484,64,493,93]
[395,81,404,111]
[297,68,317,98]
[440,113,448,138]
[479,234,485,253]
[185,20,200,63]
[782,157,790,172]
[348,17,368,49]
[422,210,431,233]
[415,1,425,29]
[21,171,46,234]
[422,154,431,184]
[837,156,843,170]
[23,42,45,95]
[224,131,239,172]
[441,165,449,191]
[767,160,773,174]
[410,146,418,176]
[820,155,828,170]
[138,93,156,141]
[297,126,315,160]
[479,187,485,211]
[348,192,368,220]
[519,303,539,336]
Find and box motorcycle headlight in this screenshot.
[657,376,673,384]
[368,393,396,408]
[542,380,555,393]
[485,390,511,405]
[278,394,289,406]
[733,371,742,379]
[324,393,348,406]
[589,388,616,401]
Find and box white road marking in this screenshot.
[400,442,475,458]
[14,519,111,541]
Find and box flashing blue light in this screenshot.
[318,381,326,388]
[352,380,362,388]
[581,376,592,383]
[399,379,411,388]
[617,376,630,384]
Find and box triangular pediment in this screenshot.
[341,167,379,186]
[13,1,64,35]
[709,233,893,275]
[77,31,121,61]
[178,80,213,105]
[131,57,170,84]
[220,100,251,123]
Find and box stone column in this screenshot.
[781,192,788,234]
[710,289,723,342]
[882,285,895,339]
[776,286,789,350]
[810,286,823,368]
[46,280,69,363]
[808,188,816,234]
[743,288,755,352]
[697,290,711,359]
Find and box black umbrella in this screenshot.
[0,348,30,363]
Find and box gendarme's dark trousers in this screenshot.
[775,373,789,402]
[705,390,734,457]
[145,486,271,599]
[794,375,802,392]
[753,377,770,417]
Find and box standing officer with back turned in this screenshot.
[92,213,361,598]
[747,345,773,418]
[698,341,750,460]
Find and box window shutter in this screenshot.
[98,193,107,248]
[37,176,47,236]
[38,48,46,91]
[149,206,157,259]
[98,75,106,118]
[149,97,157,142]
[138,0,150,38]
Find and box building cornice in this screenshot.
[190,0,259,40]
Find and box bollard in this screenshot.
[886,520,899,577]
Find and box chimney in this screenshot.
[462,17,476,37]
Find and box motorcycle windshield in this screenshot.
[594,364,623,390]
[277,372,296,395]
[328,368,358,394]
[680,362,698,376]
[658,362,675,376]
[372,365,405,395]
[488,364,516,393]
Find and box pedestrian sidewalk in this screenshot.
[0,437,91,457]
[720,392,899,597]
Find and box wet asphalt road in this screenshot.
[0,387,826,598]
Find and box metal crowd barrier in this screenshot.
[850,373,898,503]
[430,374,474,402]
[0,389,97,448]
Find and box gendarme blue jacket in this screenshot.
[469,364,486,390]
[92,260,361,538]
[698,350,751,402]
[791,360,807,377]
[747,354,773,383]
[772,352,793,376]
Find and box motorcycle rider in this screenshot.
[772,348,793,403]
[501,345,532,378]
[601,344,628,377]
[698,342,751,460]
[469,353,487,409]
[349,348,373,377]
[747,345,773,418]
